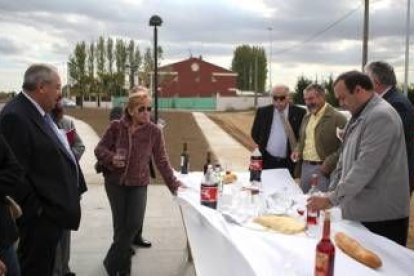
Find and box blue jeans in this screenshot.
[0,244,20,276]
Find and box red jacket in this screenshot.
[94,118,179,193]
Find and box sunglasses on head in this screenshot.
[137,106,152,113]
[273,95,287,101]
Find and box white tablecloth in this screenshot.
[176,169,414,276]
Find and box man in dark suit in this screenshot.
[365,61,414,195]
[0,133,24,276]
[0,64,87,275]
[251,84,306,175]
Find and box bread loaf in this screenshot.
[223,172,237,184]
[334,232,382,269]
[254,215,306,234]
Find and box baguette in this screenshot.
[334,232,382,269]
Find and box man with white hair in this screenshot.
[251,85,305,175]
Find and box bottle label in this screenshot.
[180,156,185,167]
[200,185,218,203]
[315,252,330,276]
[249,159,262,170]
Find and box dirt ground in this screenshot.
[67,107,414,250]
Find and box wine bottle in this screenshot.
[315,210,335,276]
[180,142,189,174]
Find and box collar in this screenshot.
[350,94,375,121]
[378,86,392,98]
[312,102,327,117]
[22,91,46,117]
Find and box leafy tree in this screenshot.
[96,36,106,76]
[322,75,339,107]
[107,37,114,75]
[128,40,142,88]
[231,45,267,92]
[68,42,87,106]
[114,39,128,95]
[142,47,153,87]
[293,75,312,105]
[88,42,95,79]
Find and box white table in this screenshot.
[176,169,414,276]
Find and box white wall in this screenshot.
[216,96,271,111]
[83,101,113,109]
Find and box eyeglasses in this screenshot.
[273,95,287,101]
[137,106,152,113]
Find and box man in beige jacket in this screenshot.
[291,84,347,193]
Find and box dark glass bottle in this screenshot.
[200,164,218,209]
[203,151,212,175]
[249,147,262,182]
[180,142,189,174]
[314,210,335,276]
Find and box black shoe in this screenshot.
[64,273,76,276]
[129,247,136,255]
[132,235,152,248]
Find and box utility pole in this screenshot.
[267,27,273,92]
[404,0,411,96]
[254,52,258,108]
[362,0,369,70]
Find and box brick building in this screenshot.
[158,57,237,97]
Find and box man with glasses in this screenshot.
[291,84,347,193]
[251,85,305,175]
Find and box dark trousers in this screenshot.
[18,214,62,276]
[104,181,147,275]
[362,217,409,246]
[262,151,292,174]
[53,230,71,276]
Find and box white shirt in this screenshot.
[266,107,288,158]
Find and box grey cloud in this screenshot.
[0,37,23,55]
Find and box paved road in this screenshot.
[70,117,194,276]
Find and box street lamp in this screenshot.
[149,15,162,123]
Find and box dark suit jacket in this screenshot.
[251,104,306,165]
[383,87,414,193]
[0,133,24,247]
[0,93,86,230]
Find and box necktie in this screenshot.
[44,114,76,163]
[279,111,297,151]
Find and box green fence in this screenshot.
[112,97,216,110]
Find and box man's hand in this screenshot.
[319,163,330,178]
[307,195,332,212]
[290,151,300,163]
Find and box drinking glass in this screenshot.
[114,148,127,167]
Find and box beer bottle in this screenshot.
[315,210,335,276]
[180,142,189,174]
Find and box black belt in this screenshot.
[303,160,323,165]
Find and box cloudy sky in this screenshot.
[0,0,412,92]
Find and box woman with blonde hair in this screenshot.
[95,86,183,276]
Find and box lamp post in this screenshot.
[149,15,162,123]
